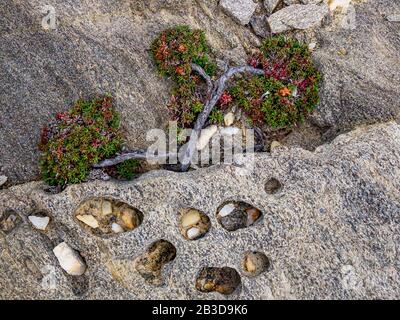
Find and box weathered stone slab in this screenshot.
[220,0,258,25]
[267,4,329,33]
[0,0,258,184]
[1,121,400,299]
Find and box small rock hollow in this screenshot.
[69,274,89,297]
[74,198,144,236]
[195,267,241,295]
[265,178,283,194]
[216,201,262,232]
[242,251,270,277]
[0,209,21,234]
[179,208,211,240]
[135,239,177,286]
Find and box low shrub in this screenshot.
[152,27,321,131]
[39,96,123,186]
[151,25,216,129]
[228,36,321,129]
[105,159,142,180]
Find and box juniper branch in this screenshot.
[93,64,265,171]
[190,63,213,96]
[93,150,177,168]
[180,65,265,171]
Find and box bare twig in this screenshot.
[93,143,265,169]
[190,63,213,96]
[93,150,177,168]
[254,127,266,151]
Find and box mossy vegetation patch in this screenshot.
[152,27,321,132]
[228,36,321,129]
[38,28,322,186]
[104,159,143,181]
[39,96,123,186]
[151,25,217,129]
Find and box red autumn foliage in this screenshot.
[175,66,186,76]
[178,44,187,53]
[248,57,259,68]
[219,92,233,107]
[278,87,291,97]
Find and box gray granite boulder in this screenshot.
[311,0,400,137]
[1,0,399,185]
[264,0,282,14]
[220,0,258,25]
[0,0,259,184]
[1,121,400,299]
[267,4,329,33]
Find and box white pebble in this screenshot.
[220,126,240,136]
[53,242,86,276]
[111,223,124,233]
[76,215,99,228]
[28,216,50,231]
[181,209,201,228]
[101,200,113,216]
[387,14,400,22]
[328,0,351,11]
[196,125,218,150]
[270,140,282,150]
[308,42,317,51]
[186,227,201,240]
[219,204,236,217]
[224,112,235,126]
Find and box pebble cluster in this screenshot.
[2,184,279,294]
[220,0,341,33]
[74,198,143,236]
[135,239,177,286]
[179,208,211,240]
[216,201,263,232]
[195,267,242,295]
[195,100,262,154]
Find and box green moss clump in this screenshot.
[209,109,224,125]
[152,25,215,81]
[151,25,216,129]
[39,96,123,186]
[229,36,321,129]
[115,159,141,180]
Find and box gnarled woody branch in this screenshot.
[93,144,264,169]
[93,64,265,170]
[93,150,176,168]
[180,64,264,171]
[190,63,213,96]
